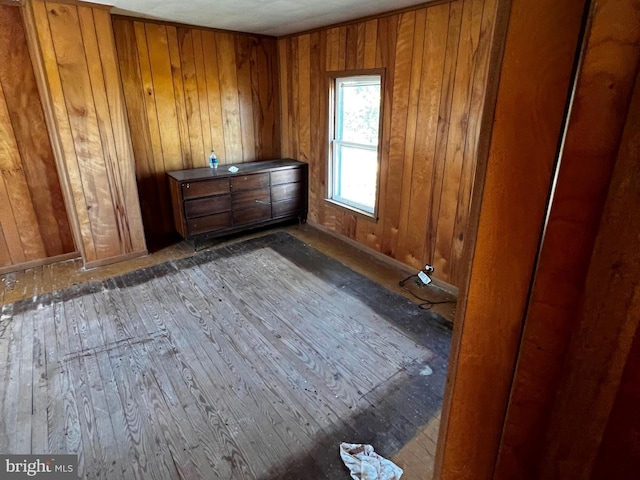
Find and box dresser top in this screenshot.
[167,158,306,182]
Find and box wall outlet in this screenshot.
[417,271,432,285]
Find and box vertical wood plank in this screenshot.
[93,9,146,254]
[0,80,45,262]
[78,7,131,255]
[450,0,496,286]
[399,4,449,269]
[235,35,257,161]
[297,35,311,166]
[356,23,366,69]
[144,22,183,172]
[215,32,243,163]
[46,1,120,260]
[200,31,226,161]
[345,24,358,70]
[133,21,174,238]
[250,39,264,159]
[31,0,96,261]
[113,18,160,239]
[395,8,427,267]
[259,38,280,159]
[380,11,416,257]
[363,20,378,69]
[167,26,193,168]
[433,0,482,280]
[192,29,214,161]
[0,225,11,267]
[177,27,206,168]
[278,39,291,158]
[308,32,322,224]
[426,1,462,274]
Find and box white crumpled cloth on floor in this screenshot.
[339,442,403,480]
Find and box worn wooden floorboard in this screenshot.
[0,232,450,479]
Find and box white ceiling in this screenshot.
[93,0,430,37]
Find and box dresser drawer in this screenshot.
[271,167,304,186]
[187,212,232,235]
[184,194,231,218]
[230,172,269,191]
[271,182,304,202]
[182,179,229,199]
[233,204,272,225]
[232,187,271,210]
[272,198,305,217]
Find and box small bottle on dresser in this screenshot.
[208,149,218,169]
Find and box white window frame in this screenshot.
[327,70,384,219]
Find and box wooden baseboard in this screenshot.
[305,220,459,296]
[0,251,79,275]
[83,250,148,270]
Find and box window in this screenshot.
[329,73,383,216]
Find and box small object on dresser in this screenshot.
[228,166,239,173]
[208,149,219,169]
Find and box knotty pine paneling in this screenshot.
[0,5,74,270]
[112,17,281,242]
[26,0,146,267]
[279,0,498,287]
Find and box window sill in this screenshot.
[325,198,378,222]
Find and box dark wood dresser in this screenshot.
[167,159,308,240]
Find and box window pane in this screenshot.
[337,79,380,146]
[334,144,377,212]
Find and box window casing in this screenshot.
[328,72,383,217]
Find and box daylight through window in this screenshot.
[329,74,382,216]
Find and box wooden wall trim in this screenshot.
[434,0,588,478]
[307,219,459,295]
[0,251,78,275]
[83,249,147,270]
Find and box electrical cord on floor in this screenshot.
[399,274,456,311]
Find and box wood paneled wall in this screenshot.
[112,17,281,243]
[0,5,75,271]
[437,0,640,478]
[494,0,640,477]
[25,0,146,267]
[278,0,498,287]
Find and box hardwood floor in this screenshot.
[0,226,454,479]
